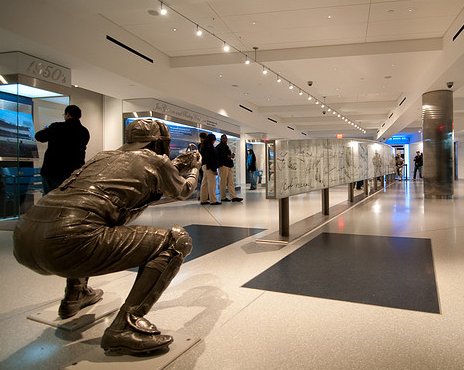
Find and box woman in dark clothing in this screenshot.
[247,148,257,190]
[199,134,220,204]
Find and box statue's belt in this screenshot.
[25,205,94,220]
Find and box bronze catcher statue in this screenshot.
[13,119,201,355]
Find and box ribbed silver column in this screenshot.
[422,90,454,199]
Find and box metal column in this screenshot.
[422,90,454,199]
[363,180,369,196]
[322,188,329,215]
[348,183,354,203]
[279,197,289,236]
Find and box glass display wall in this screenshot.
[124,116,239,159]
[0,77,69,221]
[123,110,240,198]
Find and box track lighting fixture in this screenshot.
[155,0,365,134]
[160,2,167,15]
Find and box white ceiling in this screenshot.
[1,0,464,140]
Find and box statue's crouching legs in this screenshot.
[101,225,192,355]
[58,277,104,319]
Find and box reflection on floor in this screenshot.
[244,232,439,313]
[2,182,464,369]
[184,224,266,262]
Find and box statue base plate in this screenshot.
[62,331,199,369]
[27,291,121,331]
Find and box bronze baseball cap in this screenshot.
[119,119,170,151]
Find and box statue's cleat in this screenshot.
[58,287,104,319]
[101,327,173,355]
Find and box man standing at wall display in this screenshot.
[413,150,423,180]
[216,134,243,202]
[35,105,90,194]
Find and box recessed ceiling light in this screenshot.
[219,74,223,78]
[384,75,392,79]
[232,84,238,87]
[252,21,256,25]
[172,28,177,32]
[327,15,332,19]
[387,9,394,13]
[147,9,159,16]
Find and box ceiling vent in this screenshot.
[239,104,253,113]
[452,24,464,41]
[106,35,154,63]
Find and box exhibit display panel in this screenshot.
[123,98,242,193]
[123,116,239,160]
[266,138,395,199]
[0,76,69,220]
[0,52,71,221]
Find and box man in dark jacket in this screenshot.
[413,151,423,180]
[247,148,257,190]
[14,119,201,355]
[35,105,90,194]
[199,133,220,205]
[216,134,242,202]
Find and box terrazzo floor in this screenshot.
[1,180,464,369]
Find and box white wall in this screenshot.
[70,87,103,160]
[103,96,123,150]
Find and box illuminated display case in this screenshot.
[0,75,69,220]
[122,101,241,196]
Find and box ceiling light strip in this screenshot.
[157,1,366,133]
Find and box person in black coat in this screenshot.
[35,105,90,194]
[247,148,257,190]
[413,151,423,180]
[216,134,242,202]
[199,134,220,204]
